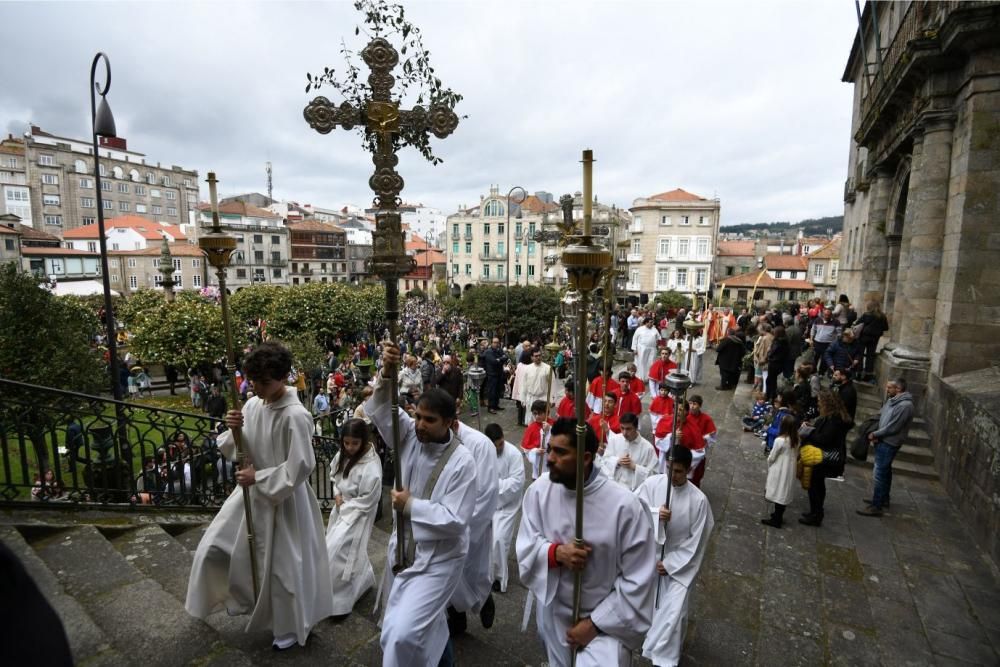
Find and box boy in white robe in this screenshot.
[631,318,660,382]
[367,343,478,667]
[518,348,554,416]
[517,417,655,667]
[185,342,334,650]
[447,420,500,633]
[600,412,658,491]
[485,423,526,594]
[634,445,715,667]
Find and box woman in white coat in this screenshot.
[761,414,799,528]
[326,418,383,616]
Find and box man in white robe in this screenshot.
[600,412,658,491]
[485,423,526,594]
[367,343,478,667]
[447,420,500,633]
[517,417,655,667]
[185,341,333,650]
[631,318,660,383]
[518,349,553,420]
[634,445,714,667]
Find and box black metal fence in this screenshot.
[0,378,342,511]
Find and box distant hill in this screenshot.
[721,215,843,237]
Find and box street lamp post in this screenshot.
[90,52,121,401]
[505,186,526,346]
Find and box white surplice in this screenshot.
[185,386,333,646]
[517,467,655,667]
[366,374,478,667]
[633,475,714,667]
[631,325,660,382]
[600,432,658,491]
[519,362,554,410]
[449,422,500,613]
[491,441,526,592]
[326,446,382,615]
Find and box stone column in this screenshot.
[860,167,894,307]
[882,234,902,313]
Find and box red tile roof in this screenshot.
[721,271,815,290]
[21,247,100,256]
[62,215,187,242]
[648,188,706,202]
[111,242,206,257]
[764,254,808,271]
[16,224,61,242]
[807,238,840,259]
[198,201,281,219]
[521,195,559,214]
[287,220,346,233]
[717,240,755,257]
[0,225,19,235]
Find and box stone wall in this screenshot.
[927,367,1000,567]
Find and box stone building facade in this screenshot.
[840,1,1000,564]
[286,219,349,285]
[109,242,207,296]
[195,202,289,289]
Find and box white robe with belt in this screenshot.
[600,432,658,491]
[517,468,655,667]
[450,422,500,613]
[519,362,553,411]
[634,475,714,667]
[326,446,382,615]
[631,325,660,382]
[185,387,333,646]
[491,441,526,592]
[366,374,478,667]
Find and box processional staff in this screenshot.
[654,368,692,609]
[199,172,260,602]
[539,317,561,478]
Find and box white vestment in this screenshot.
[450,422,501,613]
[689,335,706,383]
[631,326,660,382]
[634,476,714,667]
[185,387,333,646]
[517,468,655,667]
[491,441,526,592]
[600,432,658,491]
[519,362,554,410]
[326,446,382,615]
[366,374,478,667]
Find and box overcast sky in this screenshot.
[1,0,858,224]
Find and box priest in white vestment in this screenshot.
[631,318,660,383]
[634,445,714,667]
[448,420,501,630]
[517,417,655,667]
[484,423,526,593]
[600,412,658,491]
[185,342,333,650]
[518,349,554,418]
[366,344,478,667]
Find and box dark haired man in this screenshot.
[516,418,654,666]
[484,423,525,594]
[366,343,478,666]
[634,445,714,666]
[601,412,657,491]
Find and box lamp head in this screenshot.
[94,95,117,138]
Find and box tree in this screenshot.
[128,297,236,372]
[229,284,283,326]
[653,290,692,311]
[116,289,165,330]
[406,287,427,301]
[265,283,386,348]
[0,264,104,393]
[457,284,559,342]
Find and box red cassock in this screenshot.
[689,411,717,438]
[556,396,590,419]
[587,413,621,443]
[649,395,675,421]
[616,392,642,418]
[629,377,646,396]
[648,359,678,388]
[588,376,620,400]
[654,413,704,450]
[521,418,556,450]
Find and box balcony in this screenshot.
[267,259,285,267]
[479,252,507,261]
[542,276,556,285]
[514,231,523,240]
[463,232,473,241]
[297,267,313,275]
[544,254,559,266]
[480,275,505,283]
[625,282,642,292]
[844,177,856,203]
[627,253,643,262]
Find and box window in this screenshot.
[725,266,734,276]
[174,274,183,288]
[151,205,162,215]
[270,251,281,262]
[183,179,191,187]
[483,223,490,235]
[528,242,536,255]
[483,200,504,217]
[657,238,671,258]
[5,189,27,202]
[135,204,147,213]
[483,265,490,278]
[273,269,281,278]
[39,154,54,166]
[82,217,95,226]
[129,169,139,182]
[100,164,107,177]
[465,223,472,236]
[166,207,177,216]
[831,261,839,280]
[44,215,62,226]
[253,234,263,243]
[111,243,119,250]
[515,264,522,277]
[464,242,472,254]
[41,173,58,185]
[632,216,643,232]
[528,265,535,277]
[101,181,112,192]
[660,215,671,226]
[740,265,750,274]
[127,258,137,268]
[150,188,161,198]
[87,241,97,252]
[135,185,146,195]
[630,269,639,285]
[775,270,783,279]
[452,263,458,275]
[699,215,709,226]
[79,177,93,188]
[3,157,17,168]
[129,275,138,289]
[656,267,670,288]
[696,238,709,258]
[483,242,490,256]
[172,258,182,271]
[162,175,171,186]
[236,269,247,279]
[254,250,264,262]
[813,264,825,279]
[192,258,201,268]
[193,275,202,287]
[498,222,505,235]
[118,183,129,193]
[676,268,688,287]
[271,235,280,244]
[465,264,472,276]
[146,173,155,184]
[452,242,459,254]
[528,222,536,236]
[43,194,60,206]
[678,238,689,257]
[166,191,176,200]
[695,268,707,288]
[111,273,119,283]
[631,239,641,255]
[452,223,459,236]
[777,290,786,301]
[738,289,748,301]
[119,201,130,211]
[680,216,690,225]
[497,241,505,256]
[497,264,504,278]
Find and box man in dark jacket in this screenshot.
[715,329,745,390]
[858,378,915,517]
[434,355,464,404]
[203,385,228,420]
[480,338,508,413]
[782,315,802,380]
[823,331,857,375]
[831,368,857,421]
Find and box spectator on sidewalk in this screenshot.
[809,308,840,375]
[858,378,915,517]
[831,368,857,421]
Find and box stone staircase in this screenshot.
[847,381,938,480]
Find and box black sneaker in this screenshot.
[479,593,496,629]
[447,606,467,635]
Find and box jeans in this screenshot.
[808,466,828,520]
[872,442,899,509]
[813,342,831,374]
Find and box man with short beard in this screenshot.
[516,418,655,666]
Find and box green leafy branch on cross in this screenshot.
[304,0,464,165]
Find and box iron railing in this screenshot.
[0,378,343,511]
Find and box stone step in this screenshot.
[0,525,127,666]
[173,523,208,552]
[896,443,935,466]
[29,524,244,667]
[847,456,939,480]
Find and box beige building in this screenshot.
[195,201,289,289]
[287,219,349,285]
[806,237,840,303]
[109,242,207,296]
[0,218,20,267]
[627,189,720,303]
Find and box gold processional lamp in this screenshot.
[654,366,692,608]
[466,362,487,430]
[198,171,261,603]
[561,149,612,665]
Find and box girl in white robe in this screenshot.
[326,418,383,615]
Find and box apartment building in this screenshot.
[287,219,349,285]
[62,215,187,253]
[109,242,207,296]
[195,202,289,288]
[0,138,32,226]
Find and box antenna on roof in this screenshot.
[266,161,273,205]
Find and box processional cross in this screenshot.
[303,36,459,571]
